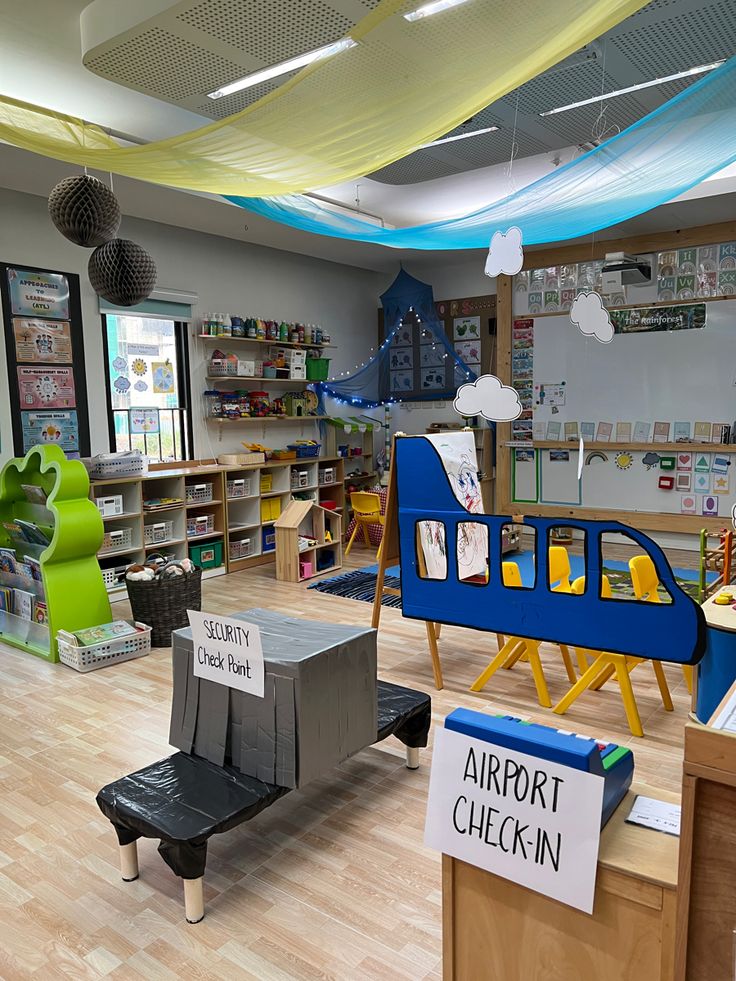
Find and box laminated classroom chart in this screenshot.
[21,410,79,453]
[16,367,76,409]
[12,319,72,363]
[6,268,70,319]
[453,316,481,341]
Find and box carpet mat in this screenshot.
[308,570,402,607]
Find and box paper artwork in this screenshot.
[681,494,697,515]
[569,291,614,344]
[454,375,522,422]
[596,422,613,442]
[484,226,524,278]
[694,473,711,493]
[676,453,693,471]
[453,316,481,340]
[676,472,692,492]
[703,495,719,517]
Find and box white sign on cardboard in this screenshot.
[424,727,604,914]
[187,610,265,697]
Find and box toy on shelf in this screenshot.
[699,527,736,602]
[0,444,111,661]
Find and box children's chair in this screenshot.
[629,554,693,694]
[552,574,673,737]
[345,492,384,558]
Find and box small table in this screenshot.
[443,785,679,981]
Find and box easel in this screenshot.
[371,435,445,689]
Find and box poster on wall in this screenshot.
[610,303,706,334]
[16,367,76,409]
[21,410,79,453]
[454,340,481,366]
[130,408,160,434]
[151,361,176,395]
[7,268,70,320]
[453,315,481,340]
[12,319,73,363]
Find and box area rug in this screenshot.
[308,569,402,608]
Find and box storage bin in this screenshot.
[306,358,330,381]
[290,364,306,380]
[143,520,174,545]
[287,442,321,458]
[84,452,146,478]
[291,470,310,489]
[100,526,134,553]
[187,514,215,537]
[95,494,124,517]
[299,559,313,580]
[319,467,336,485]
[260,498,282,522]
[229,538,253,560]
[126,570,202,647]
[189,540,223,569]
[58,621,152,673]
[185,482,214,503]
[260,473,273,492]
[236,359,255,377]
[226,477,252,499]
[101,565,128,591]
[262,527,276,552]
[208,358,237,376]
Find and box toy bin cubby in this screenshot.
[275,500,342,582]
[0,445,111,661]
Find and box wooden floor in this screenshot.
[0,548,692,979]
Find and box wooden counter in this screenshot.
[443,785,679,981]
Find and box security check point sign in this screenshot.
[188,611,265,697]
[425,727,604,913]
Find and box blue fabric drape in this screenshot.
[226,56,736,250]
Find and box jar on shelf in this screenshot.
[237,391,251,417]
[231,316,244,338]
[222,392,240,419]
[249,391,270,417]
[204,390,223,418]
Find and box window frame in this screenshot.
[101,314,194,462]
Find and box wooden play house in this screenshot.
[274,499,342,582]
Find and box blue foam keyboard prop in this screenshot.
[445,708,634,827]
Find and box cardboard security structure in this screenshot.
[170,608,377,788]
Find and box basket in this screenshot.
[58,621,152,672]
[187,514,215,537]
[100,526,133,553]
[84,452,146,478]
[126,570,202,647]
[144,520,174,545]
[185,482,213,503]
[101,565,128,591]
[306,358,330,381]
[287,442,321,458]
[226,477,252,498]
[208,359,238,376]
[229,537,253,560]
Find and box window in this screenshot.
[416,520,447,580]
[102,314,192,462]
[600,531,673,604]
[457,521,488,585]
[547,527,585,594]
[501,523,535,589]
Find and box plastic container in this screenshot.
[229,538,253,560]
[96,494,124,517]
[187,514,215,537]
[185,482,213,504]
[100,526,134,553]
[287,442,321,458]
[189,540,222,569]
[144,520,174,545]
[306,358,330,381]
[84,452,146,479]
[58,621,151,673]
[227,477,252,499]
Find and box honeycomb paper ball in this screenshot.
[88,238,157,306]
[48,174,121,247]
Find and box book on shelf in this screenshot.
[72,620,140,647]
[33,601,48,625]
[0,548,17,574]
[20,483,47,505]
[0,587,11,612]
[12,588,34,621]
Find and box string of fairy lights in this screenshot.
[315,307,476,409]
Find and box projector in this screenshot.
[601,252,652,290]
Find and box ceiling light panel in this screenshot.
[404,0,473,21]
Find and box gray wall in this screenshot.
[0,187,384,464]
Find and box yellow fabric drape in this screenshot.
[0,0,649,196]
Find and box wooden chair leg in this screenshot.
[426,620,444,690]
[651,660,674,712]
[184,877,205,924]
[558,644,577,683]
[526,646,552,709]
[682,664,693,694]
[345,522,361,557]
[613,659,644,738]
[470,638,520,692]
[119,841,139,882]
[553,655,608,715]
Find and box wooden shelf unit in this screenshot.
[91,456,345,599]
[197,334,335,349]
[274,499,343,582]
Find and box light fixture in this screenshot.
[418,125,499,148]
[404,0,472,22]
[208,37,358,100]
[539,61,725,116]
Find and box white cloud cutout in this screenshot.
[454,374,522,422]
[569,290,614,344]
[484,226,524,278]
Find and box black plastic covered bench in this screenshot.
[97,680,431,922]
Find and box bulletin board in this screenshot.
[0,262,91,458]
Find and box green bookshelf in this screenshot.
[0,445,111,661]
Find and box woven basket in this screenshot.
[125,569,202,648]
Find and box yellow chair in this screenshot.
[345,492,384,558]
[629,554,693,694]
[552,575,673,738]
[470,561,552,707]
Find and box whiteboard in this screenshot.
[513,300,736,517]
